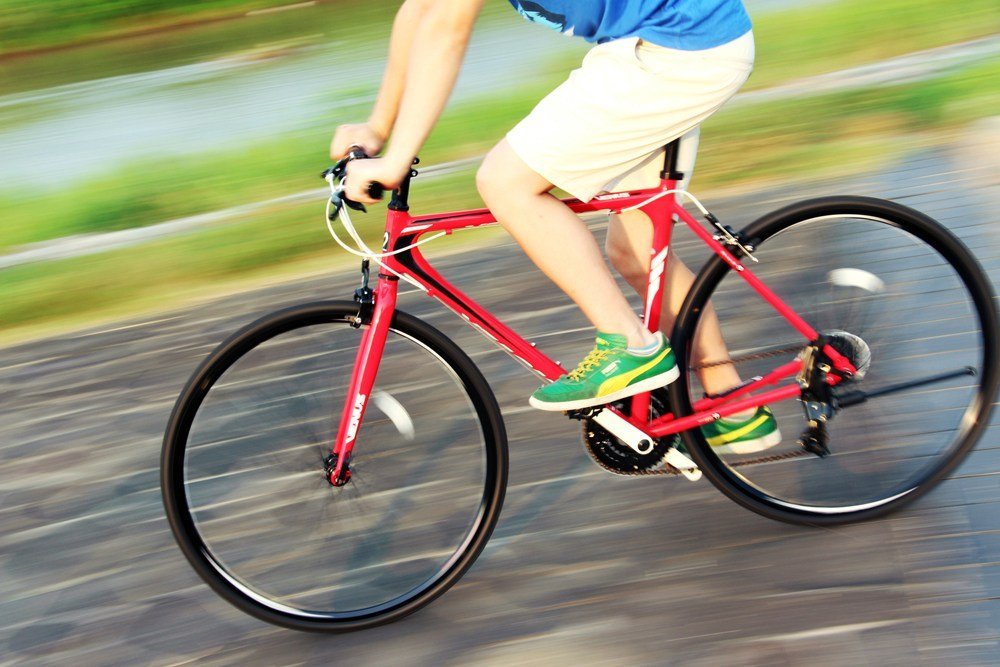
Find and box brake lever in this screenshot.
[327,188,344,220]
[343,197,368,213]
[321,148,379,217]
[325,183,369,220]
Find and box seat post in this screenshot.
[660,138,684,181]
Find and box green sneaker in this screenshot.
[529,332,679,411]
[701,406,781,454]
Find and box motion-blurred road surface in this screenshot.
[2,136,998,664]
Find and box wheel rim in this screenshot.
[683,212,994,515]
[170,315,494,620]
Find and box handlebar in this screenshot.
[323,147,420,217]
[365,181,385,201]
[323,146,385,202]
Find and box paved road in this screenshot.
[1,141,998,665]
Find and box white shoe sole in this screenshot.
[528,366,680,412]
[711,428,783,455]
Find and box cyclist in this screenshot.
[331,0,778,453]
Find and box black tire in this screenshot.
[162,301,507,632]
[669,196,998,525]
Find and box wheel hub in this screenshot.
[823,329,871,381]
[324,453,352,486]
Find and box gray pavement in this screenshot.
[1,141,999,665]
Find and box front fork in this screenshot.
[327,264,399,486]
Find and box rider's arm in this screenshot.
[331,0,431,158]
[342,0,484,201]
[382,0,484,167]
[368,0,431,139]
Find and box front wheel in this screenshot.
[162,302,508,632]
[670,196,998,525]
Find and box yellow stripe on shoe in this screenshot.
[596,347,673,396]
[705,412,771,447]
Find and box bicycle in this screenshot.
[161,139,998,632]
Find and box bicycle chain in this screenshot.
[689,344,804,371]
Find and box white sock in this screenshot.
[627,333,662,357]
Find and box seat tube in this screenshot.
[329,274,399,481]
[631,190,677,421]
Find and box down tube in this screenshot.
[329,276,398,482]
[394,246,566,380]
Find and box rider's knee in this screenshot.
[477,141,549,214]
[476,147,506,206]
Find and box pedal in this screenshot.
[664,447,702,482]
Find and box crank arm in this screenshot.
[835,366,976,408]
[592,410,655,454]
[592,410,702,481]
[664,447,702,481]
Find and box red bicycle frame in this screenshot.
[326,153,855,483]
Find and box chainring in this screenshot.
[582,389,680,476]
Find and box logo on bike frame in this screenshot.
[346,393,367,442]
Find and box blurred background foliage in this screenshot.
[0,0,998,342]
[0,0,298,54]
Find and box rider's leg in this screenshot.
[605,208,742,397]
[477,139,657,350]
[606,208,781,453]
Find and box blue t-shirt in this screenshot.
[508,0,752,51]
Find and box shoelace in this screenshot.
[567,347,613,381]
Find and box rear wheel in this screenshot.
[162,302,507,631]
[670,196,998,525]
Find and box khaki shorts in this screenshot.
[506,32,754,202]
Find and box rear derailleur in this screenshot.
[796,340,837,457]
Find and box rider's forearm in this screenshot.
[367,0,429,138]
[382,0,483,168]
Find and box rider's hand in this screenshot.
[344,156,411,204]
[330,122,386,160]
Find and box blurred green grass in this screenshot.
[4,0,997,63]
[5,54,998,252]
[698,57,1000,184]
[0,173,497,343]
[0,1,403,97]
[2,0,999,343]
[748,0,1000,89]
[4,0,998,251]
[0,0,307,55]
[3,57,998,344]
